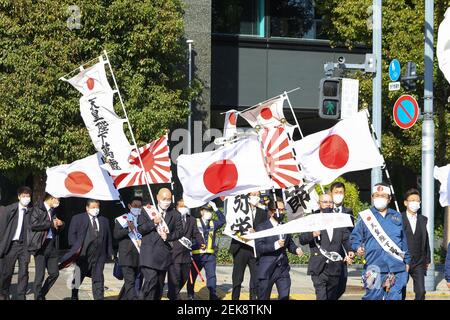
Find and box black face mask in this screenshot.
[274,213,285,222]
[321,207,333,213]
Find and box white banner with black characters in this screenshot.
[283,182,319,221]
[63,58,134,173]
[223,195,255,249]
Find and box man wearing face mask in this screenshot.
[64,199,113,300]
[187,201,226,300]
[256,197,303,300]
[351,182,410,300]
[300,193,354,300]
[138,188,183,300]
[401,189,430,300]
[114,197,143,300]
[28,193,64,300]
[0,186,32,300]
[330,181,354,299]
[167,199,204,300]
[229,191,267,300]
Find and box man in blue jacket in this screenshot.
[351,182,410,300]
[445,242,450,289]
[255,197,303,300]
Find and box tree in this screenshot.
[0,0,201,201]
[316,0,450,219]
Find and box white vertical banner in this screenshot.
[340,78,359,119]
[63,58,134,173]
[283,182,319,221]
[223,195,255,248]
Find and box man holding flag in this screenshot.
[114,196,143,300]
[138,188,183,300]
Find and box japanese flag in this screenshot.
[293,111,384,185]
[224,109,239,138]
[177,135,273,208]
[240,96,289,128]
[437,8,450,84]
[434,164,450,207]
[45,153,120,200]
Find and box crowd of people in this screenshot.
[0,181,448,300]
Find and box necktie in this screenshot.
[182,216,186,229]
[92,217,99,236]
[19,208,26,242]
[334,207,340,213]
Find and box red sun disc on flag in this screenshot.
[319,134,349,169]
[203,160,238,194]
[64,171,94,194]
[229,113,237,126]
[87,78,95,90]
[260,107,272,120]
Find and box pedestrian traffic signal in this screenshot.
[319,78,341,119]
[401,61,417,91]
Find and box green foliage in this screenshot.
[316,0,450,171]
[216,247,234,265]
[315,176,370,219]
[0,0,201,182]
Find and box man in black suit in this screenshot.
[138,188,183,300]
[300,193,354,300]
[28,193,64,300]
[230,191,267,300]
[114,196,143,300]
[167,199,204,300]
[401,188,431,300]
[255,197,303,300]
[0,186,32,300]
[66,199,113,300]
[330,181,354,299]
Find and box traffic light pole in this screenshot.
[371,0,383,189]
[423,0,435,292]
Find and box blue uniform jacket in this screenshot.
[191,209,226,251]
[350,207,410,273]
[445,242,450,282]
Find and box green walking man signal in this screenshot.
[319,78,341,119]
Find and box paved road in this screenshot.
[6,260,450,300]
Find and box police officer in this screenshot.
[351,182,410,300]
[187,201,225,300]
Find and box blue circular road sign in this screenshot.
[389,59,401,82]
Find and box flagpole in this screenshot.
[363,109,400,212]
[284,91,304,139]
[236,87,301,115]
[103,50,156,206]
[59,50,116,81]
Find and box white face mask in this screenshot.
[178,207,189,216]
[249,196,260,206]
[373,198,388,211]
[203,211,213,221]
[88,208,100,217]
[159,200,171,210]
[19,196,31,207]
[333,194,344,205]
[52,200,60,209]
[407,201,420,213]
[130,208,141,216]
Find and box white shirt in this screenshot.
[44,202,53,239]
[12,204,27,241]
[90,216,100,232]
[407,211,417,234]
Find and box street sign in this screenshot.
[340,78,359,119]
[389,59,401,82]
[388,81,401,91]
[393,94,419,129]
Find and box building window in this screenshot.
[269,0,326,39]
[212,0,265,37]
